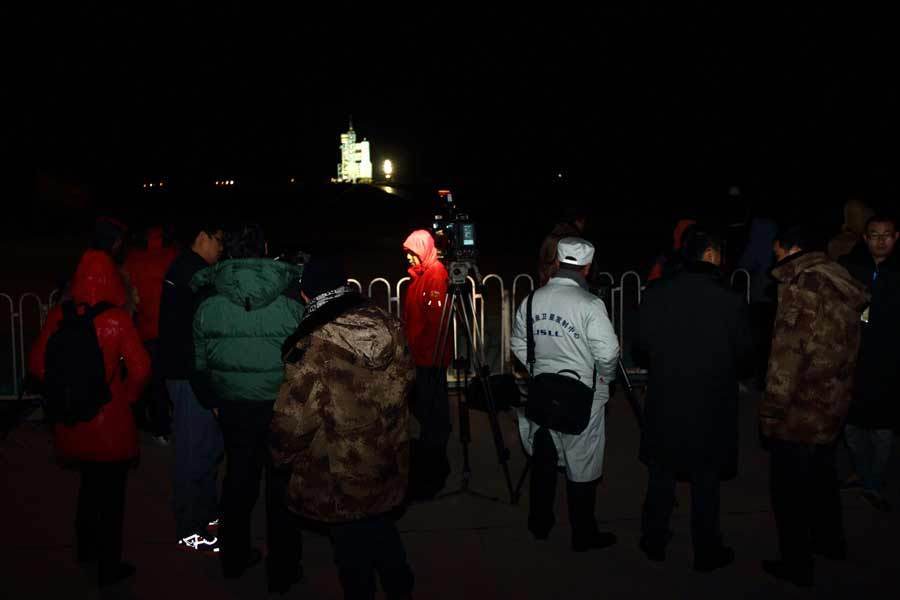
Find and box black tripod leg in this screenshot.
[459,294,516,503]
[513,457,531,505]
[457,362,472,487]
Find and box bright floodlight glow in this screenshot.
[383,159,393,177]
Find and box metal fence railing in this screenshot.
[2,269,754,399]
[1,291,55,400]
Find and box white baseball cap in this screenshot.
[557,237,595,266]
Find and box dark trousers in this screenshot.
[412,367,450,450]
[169,380,223,538]
[331,516,414,600]
[76,461,129,574]
[136,340,170,436]
[528,428,600,541]
[770,440,845,567]
[218,402,275,571]
[641,463,721,553]
[844,425,894,493]
[266,468,304,589]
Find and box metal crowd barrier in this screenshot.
[2,270,754,400]
[730,268,751,303]
[1,291,54,400]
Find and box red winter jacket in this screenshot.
[124,227,178,341]
[403,230,450,367]
[30,250,151,462]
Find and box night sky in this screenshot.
[10,3,899,265]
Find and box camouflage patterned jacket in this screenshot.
[760,251,868,444]
[270,293,415,523]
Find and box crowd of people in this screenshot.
[23,198,899,596]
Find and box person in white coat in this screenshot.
[511,237,620,551]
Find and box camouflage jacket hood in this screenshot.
[771,251,867,309]
[761,251,867,444]
[271,294,415,523]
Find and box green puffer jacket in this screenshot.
[191,259,303,406]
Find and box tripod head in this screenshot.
[448,260,483,289]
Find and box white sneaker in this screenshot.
[152,435,171,447]
[178,533,220,554]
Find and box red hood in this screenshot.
[672,219,696,250]
[403,229,439,276]
[146,226,164,251]
[70,250,127,307]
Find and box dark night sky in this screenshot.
[10,3,900,241]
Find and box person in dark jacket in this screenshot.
[402,229,452,499]
[273,254,416,600]
[158,220,225,554]
[839,214,900,512]
[635,227,753,572]
[123,225,178,443]
[191,224,303,587]
[760,225,867,587]
[29,249,151,587]
[737,217,779,388]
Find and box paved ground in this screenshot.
[1,386,898,600]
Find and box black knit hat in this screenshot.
[300,255,348,298]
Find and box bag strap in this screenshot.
[526,291,535,378]
[86,301,114,320]
[526,292,596,392]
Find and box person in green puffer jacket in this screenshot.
[191,224,304,593]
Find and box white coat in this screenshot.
[511,274,619,481]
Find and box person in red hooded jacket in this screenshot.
[29,249,151,587]
[402,229,452,498]
[123,226,178,443]
[647,218,697,282]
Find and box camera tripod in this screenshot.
[430,260,516,504]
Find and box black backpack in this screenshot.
[43,301,115,426]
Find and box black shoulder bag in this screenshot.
[524,291,595,435]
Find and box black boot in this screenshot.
[639,530,672,562]
[528,428,558,540]
[762,559,814,587]
[567,479,616,552]
[694,544,735,572]
[98,562,136,587]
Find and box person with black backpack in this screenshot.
[29,248,151,588]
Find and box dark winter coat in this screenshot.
[840,247,900,429]
[271,293,415,523]
[635,261,754,474]
[191,259,303,407]
[760,251,867,444]
[158,250,213,379]
[29,250,151,462]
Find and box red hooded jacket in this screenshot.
[647,218,696,282]
[403,230,450,367]
[123,227,178,341]
[30,250,151,462]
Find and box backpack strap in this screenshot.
[86,301,114,320]
[60,300,78,321]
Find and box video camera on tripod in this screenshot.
[432,190,479,285]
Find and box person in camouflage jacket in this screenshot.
[760,226,867,588]
[760,245,867,444]
[271,255,415,599]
